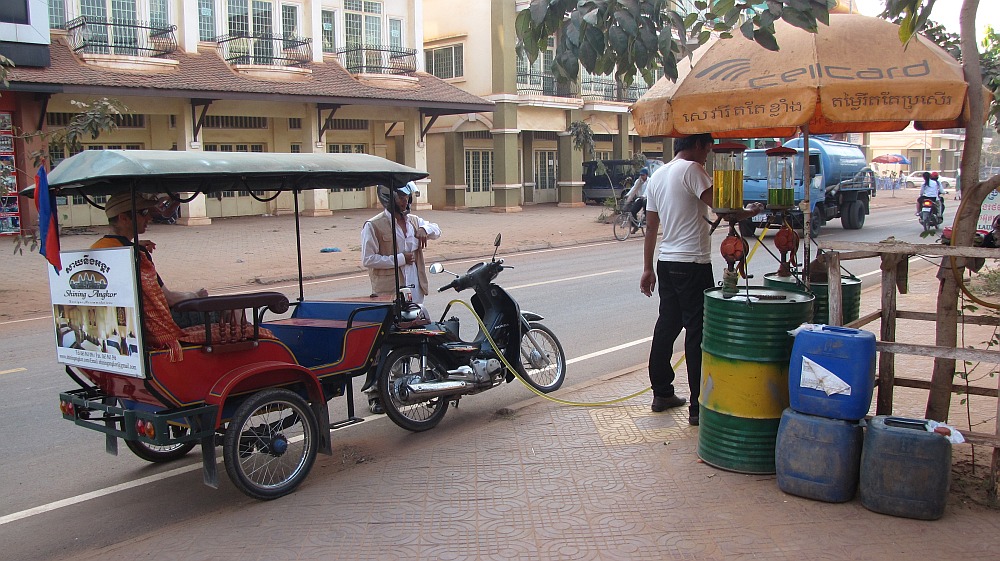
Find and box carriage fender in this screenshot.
[205,361,326,427]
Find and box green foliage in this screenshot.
[0,54,11,89]
[22,98,128,169]
[515,0,832,86]
[568,119,608,175]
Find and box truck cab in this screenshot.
[740,137,875,237]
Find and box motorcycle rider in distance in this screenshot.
[916,171,943,219]
[623,167,649,233]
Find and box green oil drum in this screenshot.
[699,287,815,474]
[763,274,861,325]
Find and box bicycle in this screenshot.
[613,199,646,241]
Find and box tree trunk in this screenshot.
[925,0,987,420]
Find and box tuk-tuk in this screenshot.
[32,150,425,500]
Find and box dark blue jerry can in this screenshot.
[775,408,864,503]
[860,416,952,520]
[789,325,876,421]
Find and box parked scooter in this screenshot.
[918,197,943,233]
[373,234,566,432]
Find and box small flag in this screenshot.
[34,166,61,272]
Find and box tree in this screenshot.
[516,0,833,86]
[516,0,1000,423]
[1,58,127,253]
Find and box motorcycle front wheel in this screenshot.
[516,322,567,393]
[377,347,450,432]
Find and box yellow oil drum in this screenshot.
[698,287,815,474]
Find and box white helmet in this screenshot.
[377,182,418,212]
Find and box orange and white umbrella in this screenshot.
[631,14,982,139]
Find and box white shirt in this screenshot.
[921,179,942,199]
[360,210,441,303]
[626,176,648,201]
[645,157,713,264]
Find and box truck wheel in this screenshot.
[738,219,756,238]
[841,201,865,230]
[809,216,822,237]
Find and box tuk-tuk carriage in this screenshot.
[33,150,426,500]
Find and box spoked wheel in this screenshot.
[613,212,632,241]
[516,322,567,393]
[125,429,196,463]
[223,388,318,500]
[377,347,450,432]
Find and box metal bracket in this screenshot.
[420,111,439,143]
[191,98,214,143]
[35,93,51,132]
[317,103,341,143]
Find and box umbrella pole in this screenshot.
[802,125,811,289]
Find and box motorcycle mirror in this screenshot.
[429,263,444,274]
[494,234,501,247]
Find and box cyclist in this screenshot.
[623,167,650,233]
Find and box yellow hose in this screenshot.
[444,221,771,407]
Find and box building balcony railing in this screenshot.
[335,44,417,75]
[216,33,312,67]
[66,16,178,58]
[516,72,579,98]
[580,76,650,103]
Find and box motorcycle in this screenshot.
[919,197,942,233]
[372,234,567,432]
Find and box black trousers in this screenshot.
[648,260,714,410]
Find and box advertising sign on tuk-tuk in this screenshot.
[48,246,145,378]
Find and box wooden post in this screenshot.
[876,254,900,415]
[827,251,842,326]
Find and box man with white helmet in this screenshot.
[361,182,441,303]
[360,181,441,413]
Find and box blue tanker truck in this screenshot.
[739,137,876,237]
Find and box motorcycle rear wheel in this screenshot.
[377,347,450,432]
[516,322,567,393]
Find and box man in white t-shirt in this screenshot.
[640,134,763,426]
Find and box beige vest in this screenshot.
[366,213,428,297]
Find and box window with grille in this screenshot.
[345,0,381,47]
[321,10,336,53]
[328,144,368,191]
[325,118,369,131]
[49,0,66,29]
[203,116,268,129]
[281,4,297,49]
[465,150,493,193]
[288,117,302,129]
[251,0,274,62]
[596,151,612,161]
[47,113,146,129]
[517,37,554,93]
[150,0,169,29]
[79,0,140,56]
[198,0,216,41]
[290,143,301,153]
[228,0,249,35]
[72,194,108,205]
[389,18,402,49]
[426,44,463,79]
[205,143,265,152]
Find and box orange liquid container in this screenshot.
[713,169,744,210]
[711,142,747,212]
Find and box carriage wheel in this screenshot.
[223,388,318,500]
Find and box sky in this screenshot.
[848,0,998,43]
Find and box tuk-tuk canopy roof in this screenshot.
[28,150,428,197]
